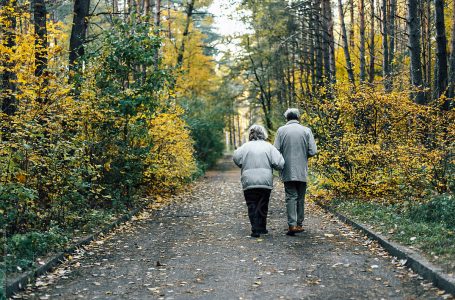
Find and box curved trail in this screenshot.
[16,157,443,299]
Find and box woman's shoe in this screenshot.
[251,232,260,238]
[258,229,269,234]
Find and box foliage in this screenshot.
[79,19,169,208]
[144,106,196,193]
[180,96,226,170]
[0,13,198,235]
[408,193,455,228]
[306,84,454,200]
[161,6,227,168]
[5,229,68,272]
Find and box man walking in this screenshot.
[274,108,317,236]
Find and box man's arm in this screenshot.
[273,129,282,152]
[307,128,317,157]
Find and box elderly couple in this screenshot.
[233,108,317,238]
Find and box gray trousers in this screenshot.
[284,181,307,227]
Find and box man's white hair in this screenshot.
[248,124,268,141]
[284,108,300,120]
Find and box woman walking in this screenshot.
[233,125,285,237]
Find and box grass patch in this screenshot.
[1,208,123,285]
[331,193,455,272]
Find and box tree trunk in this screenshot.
[33,0,47,77]
[433,0,448,101]
[314,0,323,86]
[338,0,356,85]
[33,0,48,103]
[325,0,336,82]
[113,0,118,13]
[359,0,366,82]
[322,0,331,82]
[1,0,17,115]
[447,0,455,101]
[368,0,375,83]
[381,0,391,91]
[154,0,161,26]
[388,0,396,81]
[407,0,425,104]
[349,0,355,49]
[69,0,91,76]
[177,0,194,66]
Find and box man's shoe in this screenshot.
[295,226,304,232]
[258,229,269,234]
[286,230,296,236]
[251,232,260,238]
[286,226,300,236]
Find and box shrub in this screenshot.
[306,84,454,201]
[408,193,455,229]
[144,106,196,193]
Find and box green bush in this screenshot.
[180,97,225,170]
[5,230,68,272]
[408,193,455,229]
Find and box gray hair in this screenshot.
[284,108,300,121]
[248,124,268,141]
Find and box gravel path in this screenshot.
[13,157,448,299]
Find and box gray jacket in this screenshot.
[273,120,317,182]
[233,140,285,190]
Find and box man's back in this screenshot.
[274,120,317,182]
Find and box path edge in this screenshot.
[5,205,145,298]
[316,201,455,296]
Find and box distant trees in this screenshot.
[236,0,453,200]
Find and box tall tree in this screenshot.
[324,0,336,82]
[33,0,47,77]
[381,0,391,90]
[368,0,375,83]
[433,0,448,100]
[313,0,323,86]
[407,0,425,104]
[322,0,332,82]
[388,0,396,79]
[359,0,366,82]
[1,0,17,115]
[177,0,194,66]
[338,0,356,85]
[69,0,91,76]
[33,0,48,104]
[349,0,355,49]
[447,0,455,101]
[154,0,161,26]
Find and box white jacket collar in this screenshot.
[286,120,300,125]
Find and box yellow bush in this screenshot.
[144,106,196,193]
[306,84,454,201]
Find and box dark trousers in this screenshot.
[243,188,271,233]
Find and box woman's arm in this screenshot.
[233,146,244,168]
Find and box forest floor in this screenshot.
[12,157,451,299]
